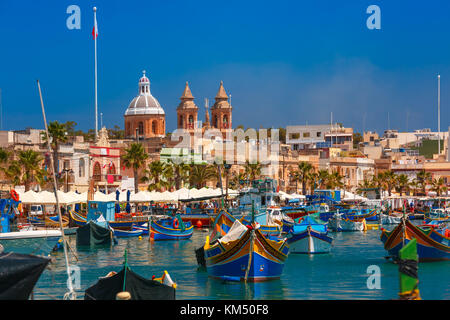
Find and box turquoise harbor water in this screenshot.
[34,227,450,300]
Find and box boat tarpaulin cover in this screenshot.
[84,267,175,300]
[0,252,50,300]
[76,221,112,246]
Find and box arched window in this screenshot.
[79,158,85,178]
[179,115,183,127]
[108,162,116,175]
[93,162,101,181]
[138,122,144,135]
[152,121,157,134]
[214,115,218,128]
[223,115,228,128]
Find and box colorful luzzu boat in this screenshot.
[149,215,193,240]
[203,210,289,282]
[286,215,333,254]
[239,207,293,236]
[380,218,450,262]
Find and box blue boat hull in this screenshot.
[150,219,193,241]
[113,229,143,237]
[205,228,289,282]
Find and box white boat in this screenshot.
[328,213,366,232]
[379,213,402,225]
[0,229,62,256]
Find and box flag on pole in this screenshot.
[92,13,98,39]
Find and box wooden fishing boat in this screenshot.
[45,215,69,228]
[202,208,289,282]
[132,223,149,235]
[204,220,289,282]
[149,216,193,240]
[112,228,143,238]
[84,250,175,300]
[0,252,51,300]
[281,206,310,220]
[239,207,293,236]
[69,210,87,227]
[380,218,450,262]
[286,216,333,254]
[321,208,377,222]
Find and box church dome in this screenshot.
[124,71,165,116]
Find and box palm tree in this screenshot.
[230,171,246,189]
[431,177,446,197]
[295,161,313,195]
[122,143,148,193]
[382,170,397,196]
[244,161,262,182]
[357,178,375,195]
[409,179,420,196]
[166,159,190,190]
[141,160,166,191]
[17,150,44,191]
[416,170,432,195]
[395,174,410,196]
[188,164,217,189]
[0,148,11,190]
[308,171,319,194]
[317,169,330,189]
[2,161,22,187]
[41,121,68,175]
[328,170,344,190]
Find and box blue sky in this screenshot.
[0,0,449,135]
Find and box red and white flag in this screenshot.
[92,14,98,39]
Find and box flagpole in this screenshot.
[438,74,440,155]
[94,7,98,141]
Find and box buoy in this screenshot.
[116,291,131,300]
[138,236,142,241]
[196,220,203,228]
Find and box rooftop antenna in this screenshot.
[388,112,390,131]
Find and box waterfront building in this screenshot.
[286,124,353,151]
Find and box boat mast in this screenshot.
[37,80,76,300]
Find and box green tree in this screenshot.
[295,161,313,195]
[395,174,410,196]
[41,120,68,175]
[416,170,432,195]
[188,164,217,189]
[381,170,397,196]
[17,150,44,191]
[122,143,148,193]
[353,132,363,149]
[431,177,446,197]
[244,161,262,182]
[317,169,330,189]
[141,160,166,191]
